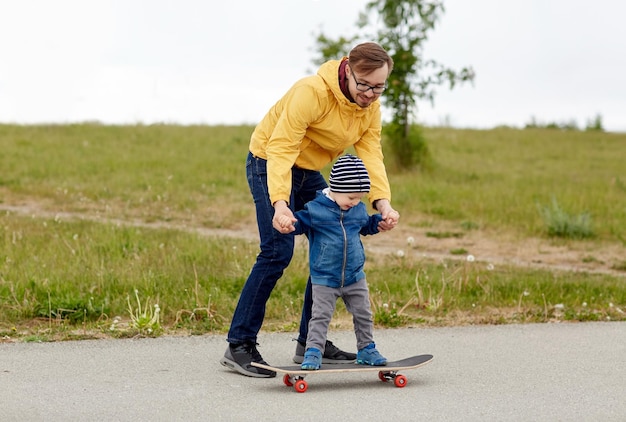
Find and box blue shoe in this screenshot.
[301,348,322,370]
[357,343,387,366]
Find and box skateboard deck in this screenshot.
[252,354,433,393]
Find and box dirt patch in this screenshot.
[1,202,624,277]
[363,223,625,276]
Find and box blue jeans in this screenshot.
[227,152,327,345]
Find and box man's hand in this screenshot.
[272,200,297,233]
[375,199,399,232]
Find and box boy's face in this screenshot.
[331,191,367,210]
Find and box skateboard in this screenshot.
[252,354,433,393]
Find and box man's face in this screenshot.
[347,64,388,108]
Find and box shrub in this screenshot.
[384,122,431,170]
[537,198,594,239]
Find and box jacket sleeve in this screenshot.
[360,213,383,236]
[292,208,313,236]
[266,84,323,205]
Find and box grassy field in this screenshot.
[1,123,625,342]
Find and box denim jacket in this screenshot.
[292,190,382,288]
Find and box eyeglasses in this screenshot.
[349,69,386,94]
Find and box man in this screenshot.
[220,42,400,378]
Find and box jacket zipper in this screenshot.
[340,211,347,287]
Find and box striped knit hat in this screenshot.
[329,154,371,193]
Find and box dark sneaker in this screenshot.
[220,342,276,378]
[301,348,322,370]
[356,342,387,366]
[293,340,356,364]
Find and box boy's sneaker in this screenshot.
[356,343,387,366]
[220,342,276,378]
[301,348,322,370]
[293,340,356,364]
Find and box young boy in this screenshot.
[277,154,387,370]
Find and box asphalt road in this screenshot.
[1,322,624,421]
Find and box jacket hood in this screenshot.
[317,58,373,114]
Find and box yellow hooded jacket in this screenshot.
[249,58,392,207]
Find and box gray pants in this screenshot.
[306,279,375,353]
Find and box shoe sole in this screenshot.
[356,359,387,366]
[293,356,356,364]
[220,356,276,378]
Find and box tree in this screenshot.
[313,0,475,169]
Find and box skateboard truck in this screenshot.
[378,370,408,388]
[282,374,309,393]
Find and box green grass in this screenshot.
[0,123,625,341]
[367,251,625,325]
[393,128,626,239]
[2,124,625,238]
[0,124,255,226]
[1,212,259,338]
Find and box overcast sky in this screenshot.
[1,0,625,132]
